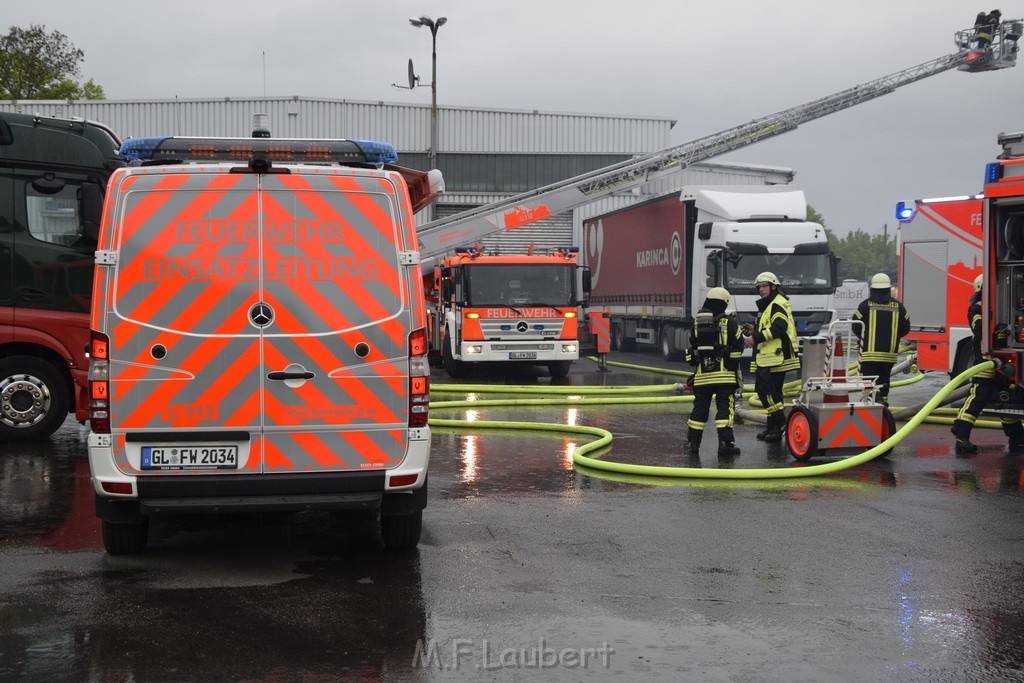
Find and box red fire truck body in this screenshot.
[896,196,984,374]
[977,132,1024,414]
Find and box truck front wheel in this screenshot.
[442,333,468,379]
[548,361,571,379]
[613,324,635,352]
[660,327,683,362]
[0,355,70,442]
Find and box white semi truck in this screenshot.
[583,186,837,359]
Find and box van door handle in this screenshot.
[267,371,315,381]
[16,287,46,302]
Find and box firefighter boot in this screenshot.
[683,431,701,455]
[1005,423,1024,455]
[718,441,741,457]
[951,421,978,455]
[761,413,784,443]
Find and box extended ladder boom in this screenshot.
[417,18,1020,262]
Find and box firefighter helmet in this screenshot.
[975,274,983,291]
[754,272,780,286]
[870,273,891,289]
[707,287,730,304]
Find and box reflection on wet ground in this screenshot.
[2,352,1024,680]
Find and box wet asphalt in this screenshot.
[1,351,1023,681]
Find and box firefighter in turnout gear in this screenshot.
[853,273,910,406]
[950,274,1024,455]
[743,271,799,443]
[685,287,744,457]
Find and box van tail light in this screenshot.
[409,327,430,428]
[88,331,111,434]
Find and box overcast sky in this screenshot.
[7,1,1024,235]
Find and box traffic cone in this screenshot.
[823,336,847,404]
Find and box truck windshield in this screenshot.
[724,253,834,294]
[463,264,575,307]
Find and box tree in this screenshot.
[0,24,105,100]
[808,205,896,282]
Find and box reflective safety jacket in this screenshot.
[687,312,744,386]
[966,291,994,379]
[854,291,910,364]
[752,290,799,372]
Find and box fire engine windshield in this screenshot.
[723,243,834,295]
[463,264,575,307]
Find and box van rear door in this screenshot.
[105,170,409,475]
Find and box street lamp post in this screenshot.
[409,15,446,177]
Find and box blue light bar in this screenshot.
[985,162,1003,184]
[351,139,399,165]
[895,201,915,222]
[119,137,170,162]
[118,136,398,166]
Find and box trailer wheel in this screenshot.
[786,407,819,462]
[660,327,683,362]
[0,355,70,443]
[442,333,467,380]
[613,324,635,352]
[878,407,897,458]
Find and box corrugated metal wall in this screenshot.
[0,97,796,255]
[0,97,674,154]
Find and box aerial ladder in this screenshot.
[415,17,1021,264]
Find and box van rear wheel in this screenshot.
[101,518,149,555]
[0,355,70,442]
[381,510,422,550]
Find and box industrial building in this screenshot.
[0,96,794,252]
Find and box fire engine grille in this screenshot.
[479,318,566,338]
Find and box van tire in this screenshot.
[443,333,467,379]
[548,361,571,379]
[381,510,422,550]
[0,355,70,442]
[101,518,149,555]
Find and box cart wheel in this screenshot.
[787,407,819,462]
[877,407,897,458]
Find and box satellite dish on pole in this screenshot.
[392,58,421,90]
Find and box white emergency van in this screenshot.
[87,134,442,554]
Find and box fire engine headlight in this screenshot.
[466,345,483,355]
[562,343,577,353]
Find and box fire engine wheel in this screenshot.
[101,518,150,555]
[0,355,70,443]
[878,407,897,458]
[786,407,820,462]
[381,510,422,550]
[442,333,467,380]
[548,361,572,379]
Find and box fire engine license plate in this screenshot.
[141,446,238,470]
[509,351,537,359]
